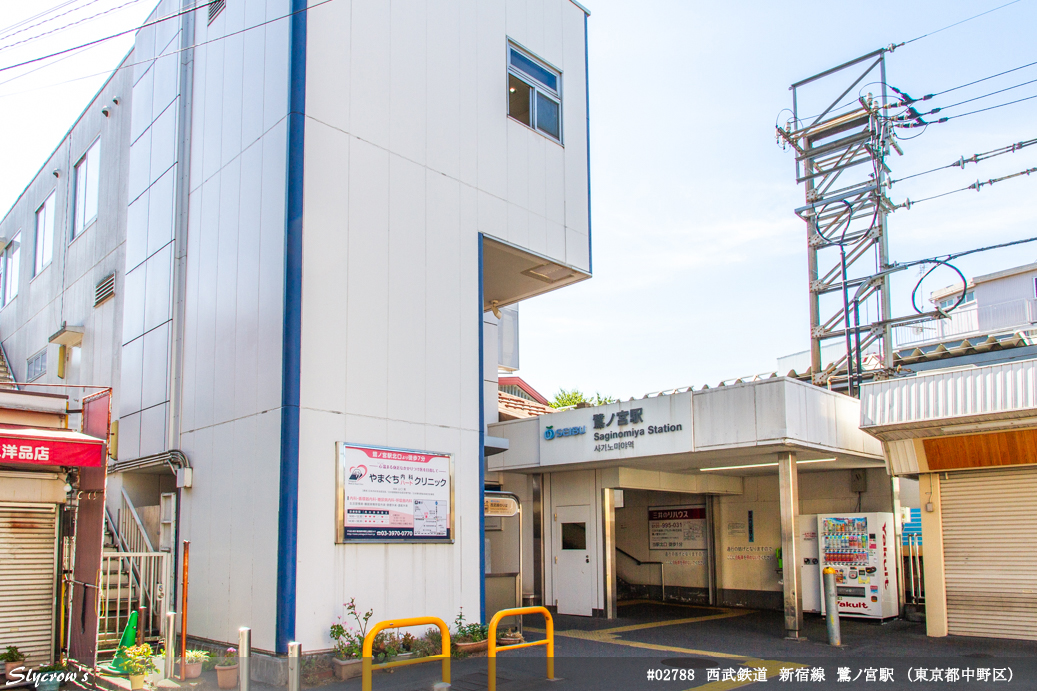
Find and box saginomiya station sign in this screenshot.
[539,393,694,465]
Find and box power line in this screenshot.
[0,0,209,74]
[891,76,1037,119]
[896,91,1037,127]
[896,165,1037,207]
[891,137,1037,184]
[895,0,1025,47]
[0,0,84,39]
[0,0,339,96]
[0,0,145,55]
[0,0,105,44]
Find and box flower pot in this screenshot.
[498,635,523,647]
[128,674,145,690]
[332,658,362,681]
[215,664,238,689]
[37,678,61,691]
[185,661,203,679]
[454,640,488,654]
[4,661,25,679]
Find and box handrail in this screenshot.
[487,606,553,691]
[121,487,156,552]
[361,617,450,691]
[615,547,661,566]
[615,547,667,600]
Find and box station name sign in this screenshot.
[537,393,693,465]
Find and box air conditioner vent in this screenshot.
[208,0,226,24]
[95,272,115,307]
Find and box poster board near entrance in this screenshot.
[335,443,454,543]
[648,505,709,591]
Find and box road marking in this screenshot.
[596,609,752,635]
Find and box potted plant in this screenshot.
[215,648,238,689]
[35,663,66,691]
[497,628,524,647]
[183,650,209,679]
[125,644,159,690]
[330,599,372,680]
[1,646,25,680]
[451,609,489,655]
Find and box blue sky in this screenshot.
[1,0,1036,401]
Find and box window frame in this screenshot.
[72,138,101,240]
[4,232,21,305]
[26,348,46,382]
[507,42,563,144]
[35,191,55,277]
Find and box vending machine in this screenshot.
[817,512,898,620]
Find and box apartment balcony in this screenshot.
[893,298,1037,347]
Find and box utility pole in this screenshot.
[778,50,897,395]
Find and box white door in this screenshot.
[554,504,596,616]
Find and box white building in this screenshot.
[0,0,592,666]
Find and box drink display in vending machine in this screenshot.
[817,512,898,620]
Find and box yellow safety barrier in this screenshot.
[487,606,554,691]
[361,616,450,691]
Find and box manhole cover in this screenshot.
[661,658,722,669]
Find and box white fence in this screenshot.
[97,551,168,657]
[893,298,1037,347]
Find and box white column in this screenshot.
[778,452,802,639]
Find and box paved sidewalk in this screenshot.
[243,601,1037,690]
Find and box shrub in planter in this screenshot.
[34,663,66,691]
[2,646,25,680]
[451,609,489,656]
[215,648,238,690]
[125,644,159,691]
[183,650,209,679]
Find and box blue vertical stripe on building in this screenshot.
[276,0,307,655]
[478,234,487,623]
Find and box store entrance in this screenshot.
[615,490,712,605]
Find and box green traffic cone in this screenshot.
[105,611,139,675]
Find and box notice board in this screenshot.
[336,443,453,543]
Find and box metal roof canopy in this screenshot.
[489,377,884,477]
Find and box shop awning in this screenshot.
[0,426,105,468]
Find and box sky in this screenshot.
[1,0,1036,402]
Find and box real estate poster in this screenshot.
[337,443,453,542]
[648,505,707,550]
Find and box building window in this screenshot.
[5,232,20,304]
[508,44,561,142]
[73,139,100,239]
[938,291,974,311]
[35,192,55,276]
[26,349,46,381]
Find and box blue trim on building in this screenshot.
[276,0,307,655]
[583,14,592,275]
[478,234,487,623]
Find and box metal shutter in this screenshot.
[0,503,59,665]
[941,467,1037,640]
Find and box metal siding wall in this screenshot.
[0,503,58,666]
[941,467,1037,640]
[860,359,1037,427]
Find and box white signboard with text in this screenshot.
[336,443,453,543]
[538,392,694,466]
[648,504,709,589]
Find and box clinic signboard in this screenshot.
[539,392,694,466]
[336,443,453,543]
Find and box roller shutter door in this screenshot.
[0,503,59,665]
[941,467,1037,640]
